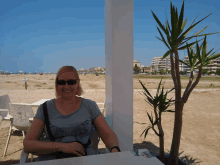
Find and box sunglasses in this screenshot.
[57,79,77,85]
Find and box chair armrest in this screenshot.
[2,115,13,121]
[20,149,29,164]
[29,118,33,122]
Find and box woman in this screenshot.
[23,66,120,161]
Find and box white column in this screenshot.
[105,0,133,152]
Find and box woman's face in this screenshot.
[56,71,80,99]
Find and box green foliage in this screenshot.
[151,70,158,75]
[202,69,208,75]
[180,36,220,72]
[139,78,175,139]
[133,64,141,74]
[152,0,219,60]
[150,1,220,163]
[179,71,187,75]
[216,69,220,75]
[159,69,165,75]
[208,71,216,75]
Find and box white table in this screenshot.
[17,149,163,165]
[0,109,11,125]
[0,109,9,118]
[31,99,51,115]
[31,99,51,107]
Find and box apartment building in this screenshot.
[203,56,220,73]
[151,56,171,71]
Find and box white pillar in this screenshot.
[105,0,133,152]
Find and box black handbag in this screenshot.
[42,101,91,159]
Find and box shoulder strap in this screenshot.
[43,101,55,141]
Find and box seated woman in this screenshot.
[23,66,120,161]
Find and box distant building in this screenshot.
[151,56,171,72]
[18,71,23,74]
[142,66,153,73]
[203,56,220,73]
[0,70,3,74]
[94,67,105,73]
[4,71,10,75]
[133,60,141,67]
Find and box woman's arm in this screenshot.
[23,118,63,155]
[93,114,120,152]
[23,140,62,155]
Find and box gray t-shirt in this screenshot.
[34,98,102,161]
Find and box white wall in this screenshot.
[105,0,133,152]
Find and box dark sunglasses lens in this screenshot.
[57,80,66,85]
[57,80,77,85]
[67,80,77,85]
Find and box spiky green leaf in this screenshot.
[144,127,152,138]
[147,112,153,125]
[178,1,184,35]
[162,50,172,59]
[210,48,220,56]
[207,53,220,61]
[179,60,189,66]
[144,99,153,107]
[140,126,151,137]
[196,42,202,62]
[157,27,171,49]
[191,13,200,26]
[167,87,175,94]
[151,10,168,36]
[202,36,207,61]
[180,18,187,34]
[206,48,215,57]
[178,40,201,50]
[178,38,203,49]
[156,79,162,97]
[194,24,210,37]
[178,13,212,41]
[166,110,175,112]
[139,79,153,98]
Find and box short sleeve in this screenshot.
[89,101,102,121]
[34,104,45,122]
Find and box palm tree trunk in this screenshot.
[168,49,183,165]
[158,122,165,162]
[168,100,184,165]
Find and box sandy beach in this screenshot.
[0,74,220,165]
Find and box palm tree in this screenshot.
[151,0,220,164]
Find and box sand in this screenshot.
[0,74,219,165]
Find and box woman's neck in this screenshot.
[57,96,79,105]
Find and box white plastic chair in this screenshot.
[3,103,34,157]
[0,95,11,119]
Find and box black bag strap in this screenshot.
[43,101,55,141]
[42,101,92,151]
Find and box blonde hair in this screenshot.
[55,66,83,98]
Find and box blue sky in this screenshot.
[1,0,220,73]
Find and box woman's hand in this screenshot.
[60,142,85,156]
[111,148,120,153]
